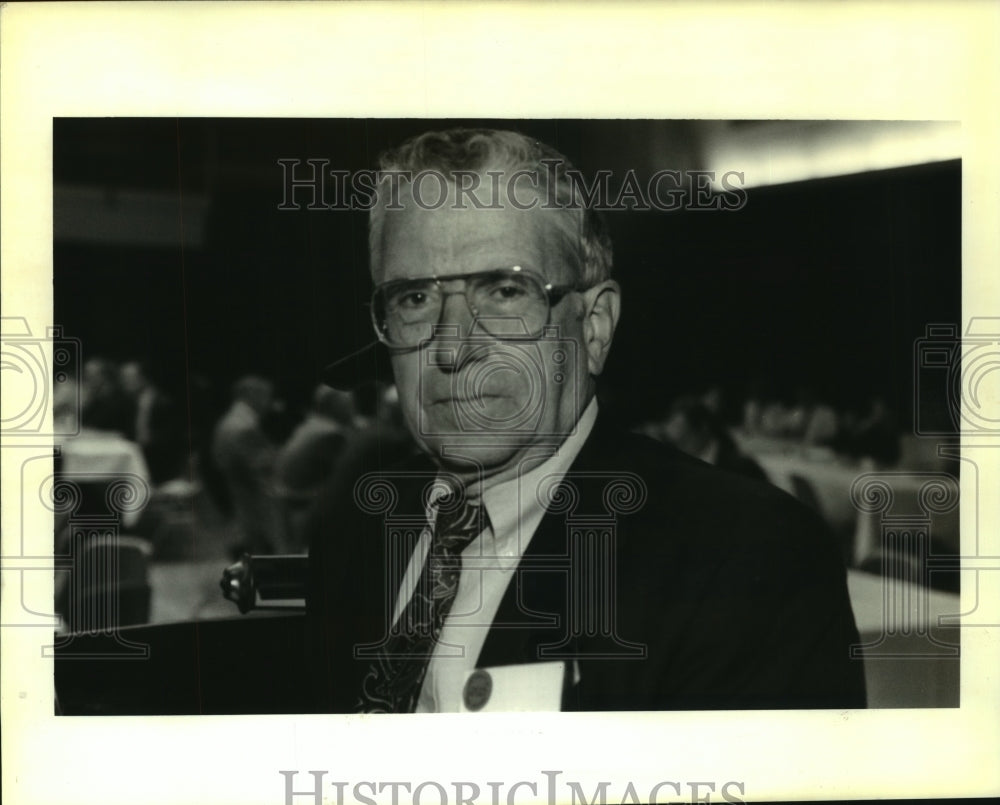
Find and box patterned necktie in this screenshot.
[359,492,488,713]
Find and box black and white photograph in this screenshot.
[47,117,960,717]
[3,4,999,805]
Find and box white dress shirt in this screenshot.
[388,399,598,712]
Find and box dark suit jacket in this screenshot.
[306,419,866,711]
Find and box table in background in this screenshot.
[847,568,960,707]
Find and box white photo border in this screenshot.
[2,2,998,804]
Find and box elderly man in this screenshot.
[306,129,865,712]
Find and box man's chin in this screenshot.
[417,434,540,478]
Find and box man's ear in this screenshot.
[580,280,621,376]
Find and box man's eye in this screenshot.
[490,283,528,301]
[394,290,431,308]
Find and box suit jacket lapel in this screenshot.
[475,417,615,668]
[476,501,573,667]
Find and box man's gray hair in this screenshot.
[368,128,613,286]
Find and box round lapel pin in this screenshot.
[463,669,492,711]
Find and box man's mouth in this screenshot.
[432,394,505,405]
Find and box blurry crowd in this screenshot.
[54,359,911,562]
[208,374,413,556]
[638,383,905,479]
[53,357,415,560]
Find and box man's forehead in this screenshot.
[387,173,557,214]
[376,185,574,279]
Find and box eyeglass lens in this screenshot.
[376,269,550,345]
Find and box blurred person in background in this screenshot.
[701,384,725,419]
[79,357,134,436]
[59,360,152,520]
[324,382,417,493]
[55,359,153,617]
[846,395,901,468]
[275,384,357,550]
[211,375,285,556]
[786,386,840,448]
[663,395,769,483]
[802,395,840,448]
[120,360,185,483]
[55,380,153,629]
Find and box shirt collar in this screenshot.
[477,398,599,559]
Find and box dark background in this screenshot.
[53,118,960,430]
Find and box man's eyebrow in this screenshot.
[391,262,545,281]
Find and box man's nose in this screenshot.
[437,291,475,333]
[428,292,485,373]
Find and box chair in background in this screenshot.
[61,534,153,633]
[136,478,202,560]
[51,472,154,633]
